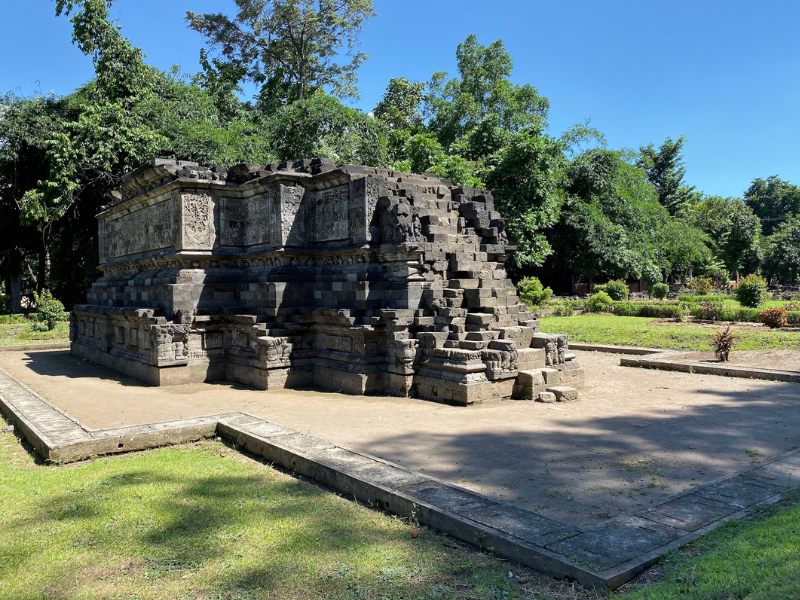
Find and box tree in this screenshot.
[264,93,386,165]
[485,128,566,267]
[423,34,549,149]
[637,135,696,216]
[545,149,668,282]
[692,196,762,276]
[186,0,376,105]
[764,216,800,283]
[744,175,800,236]
[0,1,277,307]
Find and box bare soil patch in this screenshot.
[1,349,799,528]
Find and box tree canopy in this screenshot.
[186,0,375,106]
[2,3,798,310]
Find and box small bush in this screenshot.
[587,291,614,313]
[719,306,761,323]
[594,280,629,301]
[759,307,787,328]
[691,301,723,321]
[784,301,800,312]
[550,302,574,317]
[651,283,669,300]
[0,314,28,325]
[610,302,684,319]
[30,291,65,332]
[713,325,737,361]
[678,294,726,304]
[786,311,800,325]
[517,277,553,306]
[684,277,715,295]
[733,274,769,308]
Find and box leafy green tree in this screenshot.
[485,128,567,267]
[0,0,276,306]
[545,149,668,282]
[692,196,762,276]
[422,34,548,149]
[637,135,696,216]
[186,0,376,105]
[764,216,800,283]
[744,175,800,236]
[264,93,386,165]
[654,217,715,283]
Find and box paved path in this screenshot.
[2,356,799,590]
[1,349,798,527]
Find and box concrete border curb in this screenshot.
[569,343,664,355]
[0,342,71,352]
[621,352,800,383]
[1,365,799,590]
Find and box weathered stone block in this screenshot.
[72,158,582,403]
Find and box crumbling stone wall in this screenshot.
[71,158,582,404]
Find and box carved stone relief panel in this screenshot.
[350,177,381,244]
[220,197,246,247]
[246,188,274,247]
[105,199,173,260]
[278,184,305,247]
[179,192,215,250]
[313,185,350,242]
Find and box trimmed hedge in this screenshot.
[611,302,685,319]
[0,314,29,325]
[678,294,728,304]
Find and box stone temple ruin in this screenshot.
[70,159,583,405]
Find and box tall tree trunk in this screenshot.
[37,235,51,293]
[7,250,22,313]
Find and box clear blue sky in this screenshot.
[2,0,798,198]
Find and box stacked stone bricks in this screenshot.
[71,158,583,404]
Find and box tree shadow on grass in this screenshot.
[0,443,529,600]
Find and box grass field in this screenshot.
[540,314,800,351]
[0,322,69,346]
[1,424,799,599]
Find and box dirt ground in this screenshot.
[1,348,798,528]
[676,349,800,371]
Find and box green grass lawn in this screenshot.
[540,314,800,351]
[0,322,69,346]
[1,425,799,599]
[0,427,543,600]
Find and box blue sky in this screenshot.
[2,0,798,198]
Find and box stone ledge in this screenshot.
[1,363,799,590]
[568,343,665,355]
[621,352,800,383]
[0,343,71,353]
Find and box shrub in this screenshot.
[684,277,715,295]
[784,301,800,312]
[610,302,683,318]
[0,314,28,325]
[719,306,761,323]
[517,277,553,306]
[713,325,737,361]
[691,301,723,321]
[759,307,787,328]
[678,294,726,304]
[651,283,669,300]
[550,302,574,317]
[587,291,614,313]
[733,274,769,308]
[786,311,800,325]
[594,280,629,301]
[30,291,65,332]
